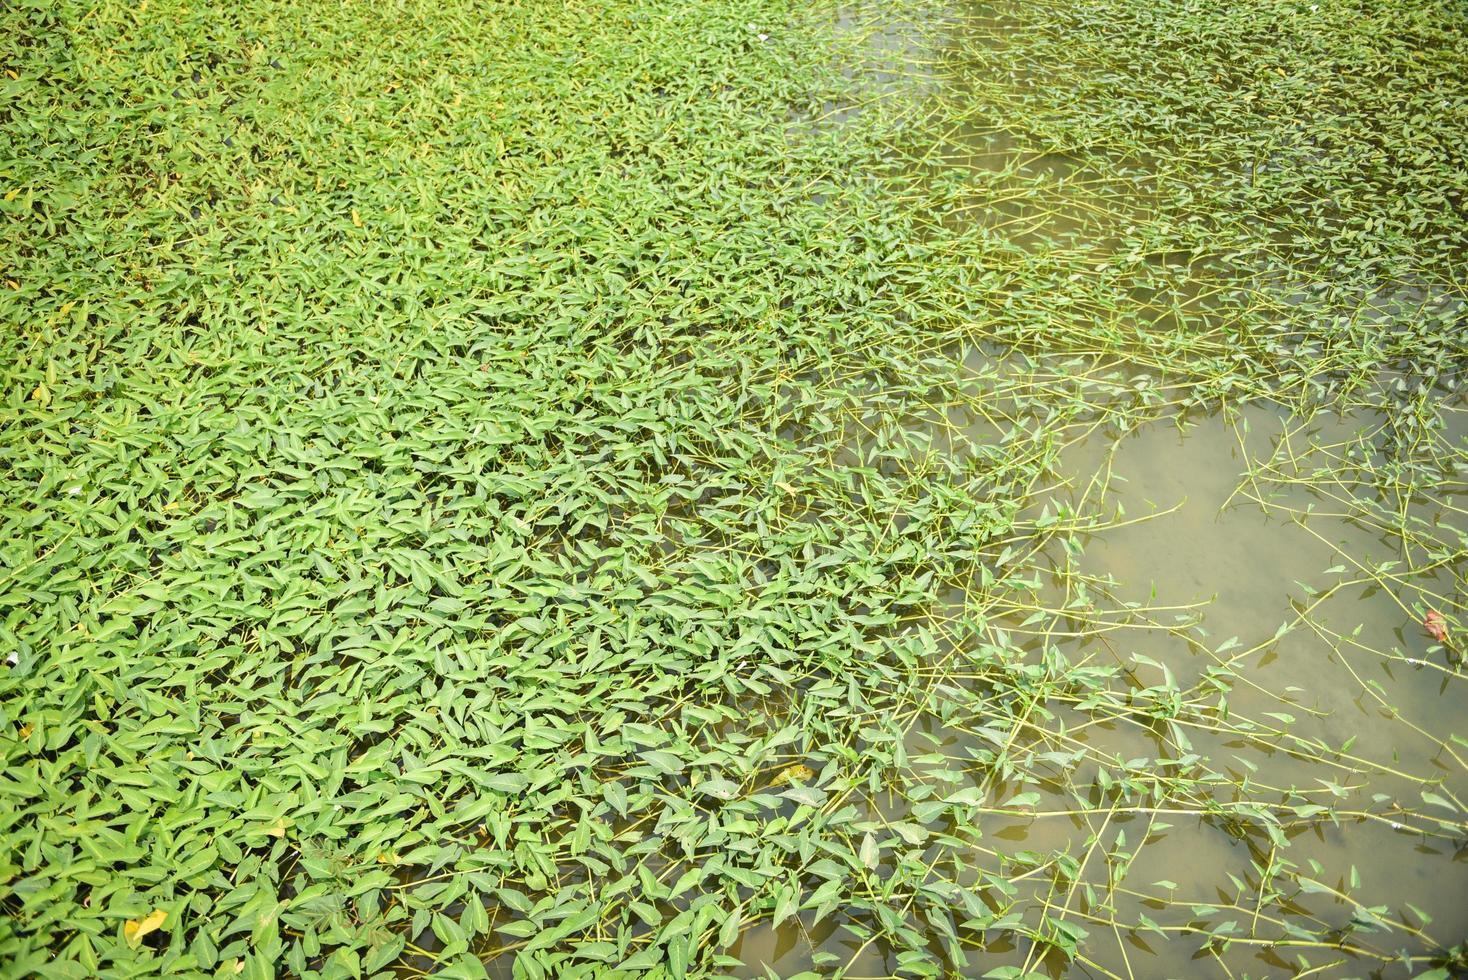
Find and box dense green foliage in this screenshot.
[2,0,1465,976]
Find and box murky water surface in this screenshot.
[732,399,1467,978]
[727,3,1468,977]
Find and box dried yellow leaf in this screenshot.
[768,763,815,788]
[351,208,362,228]
[124,908,167,949]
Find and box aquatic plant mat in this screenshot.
[3,0,1466,976]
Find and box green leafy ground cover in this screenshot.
[2,0,1466,977]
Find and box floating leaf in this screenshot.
[696,777,741,801]
[781,784,825,807]
[1424,610,1449,644]
[891,822,929,846]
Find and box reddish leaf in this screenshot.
[1424,610,1449,644]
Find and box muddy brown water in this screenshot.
[730,5,1468,974]
[731,400,1467,978]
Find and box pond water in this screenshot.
[726,2,1468,976]
[731,401,1467,978]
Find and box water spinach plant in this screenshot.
[2,0,1465,976]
